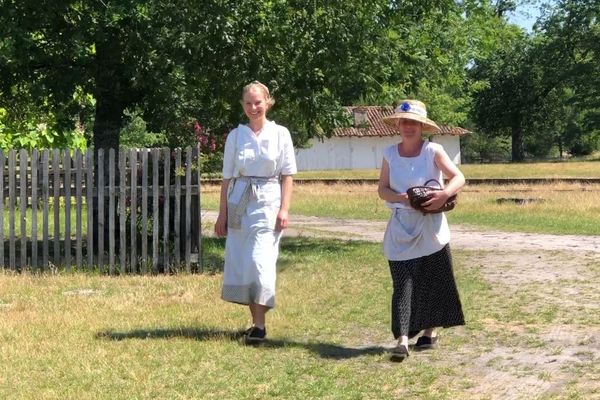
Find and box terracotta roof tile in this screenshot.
[331,106,470,137]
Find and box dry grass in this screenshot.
[453,182,600,234]
[201,182,600,235]
[294,161,600,180]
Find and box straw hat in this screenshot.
[382,100,440,133]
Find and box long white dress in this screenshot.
[221,120,297,308]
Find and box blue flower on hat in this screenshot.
[400,102,411,112]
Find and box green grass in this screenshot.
[2,205,86,238]
[1,239,598,399]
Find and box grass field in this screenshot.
[4,160,600,238]
[1,237,597,399]
[201,182,600,235]
[294,160,600,180]
[2,161,600,399]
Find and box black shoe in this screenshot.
[408,330,421,339]
[244,326,266,345]
[241,327,253,335]
[415,336,437,350]
[390,344,409,362]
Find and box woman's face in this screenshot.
[398,119,422,138]
[242,88,269,123]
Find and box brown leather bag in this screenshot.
[407,179,457,214]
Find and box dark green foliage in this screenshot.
[0,0,598,165]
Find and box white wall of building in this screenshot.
[429,135,462,165]
[295,136,461,171]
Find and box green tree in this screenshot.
[470,30,541,161]
[535,0,600,156]
[0,0,472,154]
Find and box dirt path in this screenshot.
[202,210,600,254]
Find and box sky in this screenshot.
[507,4,543,32]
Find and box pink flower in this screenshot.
[210,138,216,152]
[193,121,202,135]
[199,135,208,147]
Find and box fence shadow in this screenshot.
[96,326,388,360]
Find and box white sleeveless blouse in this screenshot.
[382,141,451,261]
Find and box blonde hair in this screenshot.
[241,81,275,107]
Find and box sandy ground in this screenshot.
[202,210,600,254]
[202,211,600,399]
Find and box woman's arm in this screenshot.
[378,159,409,204]
[214,178,230,237]
[214,129,236,237]
[422,149,465,211]
[275,175,293,231]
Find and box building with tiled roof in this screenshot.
[295,106,470,171]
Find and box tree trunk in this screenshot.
[92,27,128,258]
[558,136,563,159]
[511,124,525,162]
[93,28,127,151]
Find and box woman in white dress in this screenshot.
[378,100,465,361]
[214,81,297,344]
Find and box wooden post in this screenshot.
[196,145,202,272]
[162,148,170,273]
[119,149,127,274]
[0,150,4,268]
[41,150,49,271]
[75,150,83,269]
[98,149,105,270]
[64,150,72,270]
[108,149,116,274]
[86,149,94,268]
[53,149,60,267]
[9,150,16,269]
[184,147,192,271]
[31,149,39,270]
[130,149,138,273]
[141,149,148,273]
[20,149,28,269]
[174,149,181,267]
[152,149,159,273]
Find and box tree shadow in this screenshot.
[96,326,388,360]
[200,235,361,274]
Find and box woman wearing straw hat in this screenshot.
[378,100,465,361]
[215,81,297,345]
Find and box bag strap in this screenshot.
[424,179,442,188]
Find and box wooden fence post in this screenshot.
[0,150,4,268]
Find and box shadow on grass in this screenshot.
[202,235,365,274]
[97,326,387,360]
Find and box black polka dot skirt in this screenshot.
[388,244,465,339]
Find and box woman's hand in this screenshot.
[421,190,451,211]
[214,213,228,237]
[378,160,410,204]
[275,209,289,232]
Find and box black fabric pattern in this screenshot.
[388,245,465,339]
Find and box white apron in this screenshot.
[382,141,450,261]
